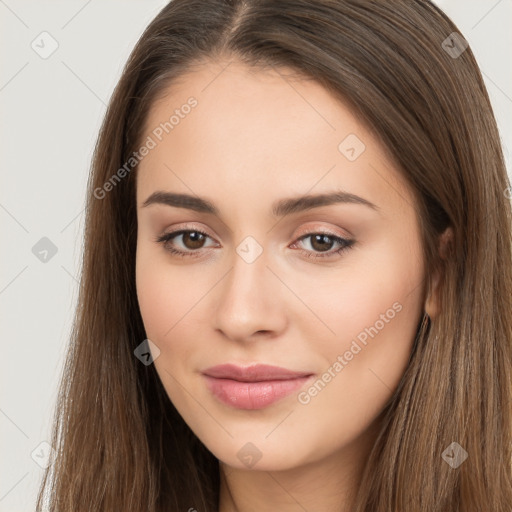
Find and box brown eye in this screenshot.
[309,234,336,252]
[292,232,355,260]
[155,229,217,256]
[181,231,207,249]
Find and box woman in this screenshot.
[37,1,512,510]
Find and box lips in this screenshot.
[202,363,313,382]
[202,364,314,410]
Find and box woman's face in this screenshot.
[135,59,426,471]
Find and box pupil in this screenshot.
[311,234,334,252]
[184,232,205,249]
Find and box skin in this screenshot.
[135,58,442,512]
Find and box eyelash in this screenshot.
[154,228,355,260]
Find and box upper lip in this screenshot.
[202,364,313,382]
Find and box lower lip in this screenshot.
[203,375,313,410]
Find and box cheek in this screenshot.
[136,263,170,338]
[303,235,423,414]
[135,243,185,340]
[293,231,423,336]
[135,244,214,361]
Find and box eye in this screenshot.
[155,229,218,258]
[155,228,355,260]
[291,232,355,259]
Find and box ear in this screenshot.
[424,226,453,319]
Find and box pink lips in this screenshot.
[202,364,314,410]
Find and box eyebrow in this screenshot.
[141,190,379,216]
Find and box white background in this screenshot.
[1,1,511,510]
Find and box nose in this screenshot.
[213,245,288,343]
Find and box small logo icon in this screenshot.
[338,133,366,161]
[31,441,56,469]
[236,236,263,264]
[134,339,161,365]
[237,442,263,468]
[32,237,58,263]
[441,441,468,468]
[31,31,59,59]
[441,32,468,59]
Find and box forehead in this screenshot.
[142,58,365,149]
[136,59,415,216]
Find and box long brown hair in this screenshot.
[37,1,512,510]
